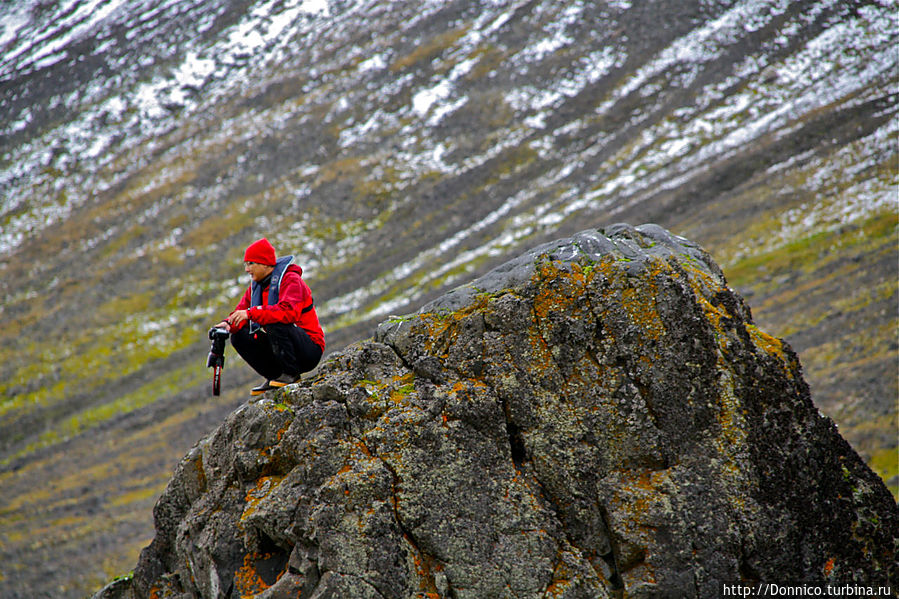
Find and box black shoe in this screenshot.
[250,380,275,396]
[269,373,301,388]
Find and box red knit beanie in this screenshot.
[244,238,277,266]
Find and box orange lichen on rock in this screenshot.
[241,475,285,522]
[823,556,836,577]
[745,324,795,379]
[233,551,283,598]
[532,260,589,320]
[621,284,667,342]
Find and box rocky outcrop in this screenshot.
[96,224,897,599]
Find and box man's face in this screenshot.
[245,261,274,283]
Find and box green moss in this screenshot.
[386,314,415,323]
[3,362,203,466]
[180,207,250,249]
[395,383,415,396]
[98,224,147,262]
[356,379,384,401]
[1,301,203,461]
[725,211,896,291]
[109,486,160,508]
[841,464,852,481]
[98,290,155,319]
[726,230,828,286]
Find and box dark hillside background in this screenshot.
[0,0,895,596]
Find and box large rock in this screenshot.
[95,224,897,599]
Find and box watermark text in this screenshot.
[721,583,893,597]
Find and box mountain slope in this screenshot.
[0,0,896,597]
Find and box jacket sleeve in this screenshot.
[246,271,311,325]
[226,287,253,331]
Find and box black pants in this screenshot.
[230,323,322,380]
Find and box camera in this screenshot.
[207,327,230,395]
[207,326,230,365]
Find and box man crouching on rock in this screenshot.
[215,238,325,395]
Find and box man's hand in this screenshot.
[226,310,250,327]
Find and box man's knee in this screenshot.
[229,326,257,353]
[267,324,321,374]
[230,327,246,346]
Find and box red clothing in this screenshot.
[229,264,325,350]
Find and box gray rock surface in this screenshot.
[96,225,897,599]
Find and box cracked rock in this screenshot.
[95,225,898,599]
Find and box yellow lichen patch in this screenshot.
[417,296,493,360]
[525,328,559,381]
[274,420,291,444]
[630,259,679,338]
[148,579,181,599]
[682,274,730,331]
[603,469,670,582]
[710,363,754,515]
[451,378,489,394]
[544,577,574,598]
[532,261,588,321]
[424,321,452,356]
[241,475,285,522]
[416,312,458,358]
[620,470,653,504]
[544,549,595,598]
[745,324,789,365]
[356,373,423,423]
[389,373,417,403]
[392,372,416,385]
[621,285,667,342]
[527,260,596,374]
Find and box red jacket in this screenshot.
[229,264,325,350]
